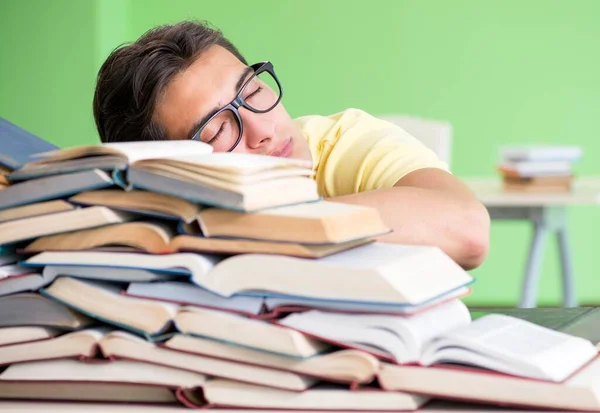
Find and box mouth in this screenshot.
[270,138,294,158]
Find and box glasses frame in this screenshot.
[190,61,283,152]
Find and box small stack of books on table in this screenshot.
[497,145,582,192]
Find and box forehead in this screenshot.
[154,45,247,139]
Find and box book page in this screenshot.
[107,141,212,163]
[422,314,598,381]
[243,201,375,218]
[304,243,439,270]
[154,152,312,173]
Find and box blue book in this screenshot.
[0,169,115,210]
[0,117,58,170]
[22,243,474,307]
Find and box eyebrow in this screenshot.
[186,66,255,139]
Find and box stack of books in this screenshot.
[497,145,583,192]
[0,118,600,411]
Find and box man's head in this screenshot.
[93,20,311,161]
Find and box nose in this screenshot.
[240,110,275,150]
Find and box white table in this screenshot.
[463,176,600,308]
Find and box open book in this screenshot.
[0,358,425,410]
[0,328,315,391]
[24,200,387,255]
[125,280,470,318]
[12,141,319,211]
[9,140,214,180]
[163,333,380,386]
[39,277,327,356]
[379,357,600,411]
[278,301,598,382]
[26,242,473,304]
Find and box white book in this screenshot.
[379,356,600,411]
[201,379,428,411]
[0,328,315,392]
[278,303,597,382]
[498,160,573,177]
[501,145,582,162]
[26,243,473,305]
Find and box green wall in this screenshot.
[2,0,600,306]
[0,0,98,147]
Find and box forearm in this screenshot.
[328,186,490,270]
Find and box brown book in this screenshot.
[0,200,74,223]
[0,206,135,246]
[24,221,372,258]
[69,189,200,223]
[195,201,390,244]
[503,174,573,185]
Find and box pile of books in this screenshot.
[497,145,583,192]
[1,117,600,411]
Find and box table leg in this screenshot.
[519,220,548,308]
[557,227,577,307]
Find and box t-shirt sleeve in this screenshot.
[294,108,449,197]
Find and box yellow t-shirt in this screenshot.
[293,108,449,197]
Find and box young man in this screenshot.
[93,20,490,269]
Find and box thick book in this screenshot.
[0,169,114,210]
[23,219,375,258]
[198,379,428,411]
[502,175,572,192]
[192,200,390,244]
[125,281,470,318]
[26,243,473,305]
[163,333,380,386]
[122,155,319,212]
[497,160,573,178]
[0,329,316,391]
[0,358,207,406]
[0,206,135,247]
[0,293,93,330]
[279,303,597,382]
[0,116,58,170]
[378,357,600,411]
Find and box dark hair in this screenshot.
[93,20,247,143]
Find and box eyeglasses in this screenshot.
[190,61,283,152]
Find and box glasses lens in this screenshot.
[242,70,281,112]
[199,109,241,151]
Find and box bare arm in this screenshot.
[327,168,490,270]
